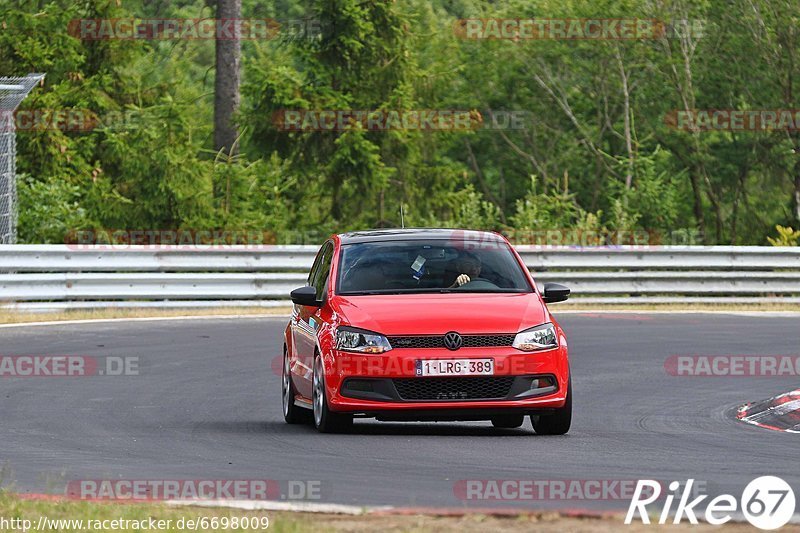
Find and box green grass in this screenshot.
[0,492,315,532]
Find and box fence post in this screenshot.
[0,73,46,244]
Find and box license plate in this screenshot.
[415,358,494,377]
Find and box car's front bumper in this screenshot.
[323,346,569,414]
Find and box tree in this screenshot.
[214,0,242,154]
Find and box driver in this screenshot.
[448,253,482,287]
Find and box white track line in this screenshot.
[164,499,386,515]
[0,309,798,330]
[0,314,288,329]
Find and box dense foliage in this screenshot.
[2,0,799,244]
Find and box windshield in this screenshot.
[336,239,532,295]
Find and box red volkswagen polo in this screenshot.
[281,229,572,433]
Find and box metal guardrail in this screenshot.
[0,245,798,309]
[0,245,319,271]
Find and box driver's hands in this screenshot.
[455,274,471,286]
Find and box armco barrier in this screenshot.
[0,245,798,310]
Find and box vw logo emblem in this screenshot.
[443,331,463,351]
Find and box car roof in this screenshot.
[337,228,506,245]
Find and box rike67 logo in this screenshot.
[626,476,796,530]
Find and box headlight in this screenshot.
[512,323,558,351]
[336,326,392,354]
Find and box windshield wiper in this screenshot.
[341,290,403,295]
[340,288,528,295]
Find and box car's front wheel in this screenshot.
[312,355,353,433]
[531,376,572,435]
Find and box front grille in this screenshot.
[388,334,515,349]
[392,376,515,401]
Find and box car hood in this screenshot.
[332,293,548,335]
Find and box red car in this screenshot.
[282,229,572,434]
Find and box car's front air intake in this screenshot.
[392,376,515,401]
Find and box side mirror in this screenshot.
[290,286,321,307]
[542,282,570,304]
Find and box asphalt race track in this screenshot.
[1,313,798,511]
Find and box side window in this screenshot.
[313,242,334,300]
[307,245,326,286]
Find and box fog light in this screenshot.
[530,377,553,389]
[348,379,374,392]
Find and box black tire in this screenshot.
[282,349,311,424]
[491,414,524,428]
[531,376,572,435]
[312,355,353,433]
